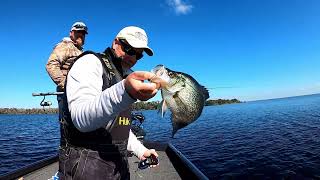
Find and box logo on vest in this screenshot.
[119,117,130,126]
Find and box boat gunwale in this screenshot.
[0,156,58,180]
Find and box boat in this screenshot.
[0,94,208,179]
[0,141,208,180]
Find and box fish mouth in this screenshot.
[151,65,166,75]
[151,65,171,87]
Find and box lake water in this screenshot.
[0,94,320,179]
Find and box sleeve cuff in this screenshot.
[127,130,148,159]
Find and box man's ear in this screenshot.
[112,38,118,47]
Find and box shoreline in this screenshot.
[0,99,242,115]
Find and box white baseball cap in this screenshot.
[71,22,88,34]
[116,26,153,56]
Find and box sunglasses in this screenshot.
[119,39,143,60]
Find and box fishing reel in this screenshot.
[32,92,64,110]
[138,154,159,170]
[40,96,52,107]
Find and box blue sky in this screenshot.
[1,0,320,108]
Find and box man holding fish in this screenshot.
[59,26,160,179]
[58,25,208,179]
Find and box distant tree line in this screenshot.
[131,101,160,110]
[0,108,58,114]
[0,99,241,114]
[205,98,241,106]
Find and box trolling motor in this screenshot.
[131,112,146,140]
[32,92,64,110]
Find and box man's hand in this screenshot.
[57,82,65,90]
[124,71,160,101]
[141,149,159,168]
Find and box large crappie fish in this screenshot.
[151,65,209,137]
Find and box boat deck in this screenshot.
[22,151,181,180]
[1,142,208,180]
[128,151,181,180]
[22,161,57,180]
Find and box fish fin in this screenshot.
[158,100,168,118]
[201,85,210,100]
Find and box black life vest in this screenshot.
[59,49,132,154]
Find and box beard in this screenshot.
[121,56,136,69]
[75,37,84,47]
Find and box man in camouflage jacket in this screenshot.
[46,22,88,91]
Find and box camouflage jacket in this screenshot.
[46,37,83,91]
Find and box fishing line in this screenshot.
[207,87,240,89]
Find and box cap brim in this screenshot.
[125,39,153,56]
[144,47,153,56]
[77,30,88,35]
[71,28,88,34]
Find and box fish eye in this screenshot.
[168,72,174,77]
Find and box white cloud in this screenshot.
[167,0,193,15]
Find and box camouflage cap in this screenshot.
[71,22,88,34]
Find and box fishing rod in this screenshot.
[32,92,64,96]
[32,92,64,109]
[207,87,240,89]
